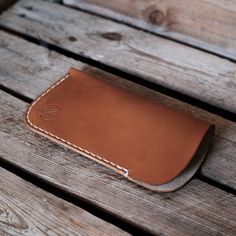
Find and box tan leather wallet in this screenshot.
[25,68,214,192]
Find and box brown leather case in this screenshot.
[25,68,214,192]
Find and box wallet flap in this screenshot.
[25,68,214,191]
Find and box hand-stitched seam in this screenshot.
[26,73,129,177]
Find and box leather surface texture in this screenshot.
[25,68,214,191]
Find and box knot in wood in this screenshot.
[100,32,122,41]
[148,9,165,25]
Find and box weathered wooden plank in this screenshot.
[0,168,129,236]
[63,0,236,61]
[0,30,235,190]
[0,89,236,235]
[0,0,236,113]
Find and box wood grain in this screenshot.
[0,0,236,113]
[63,0,236,61]
[0,88,236,235]
[0,168,129,236]
[0,30,235,190]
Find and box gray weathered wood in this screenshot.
[0,30,235,190]
[0,0,236,113]
[0,168,129,236]
[63,0,236,61]
[0,88,236,235]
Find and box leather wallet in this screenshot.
[25,68,214,192]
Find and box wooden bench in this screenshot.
[0,0,235,235]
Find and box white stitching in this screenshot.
[26,73,129,178]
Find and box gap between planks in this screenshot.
[0,166,131,236]
[62,0,236,62]
[0,0,236,113]
[0,24,235,123]
[0,159,152,236]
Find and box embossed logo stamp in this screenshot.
[39,104,61,121]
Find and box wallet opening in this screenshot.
[135,124,215,192]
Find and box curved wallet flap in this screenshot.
[25,68,214,192]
